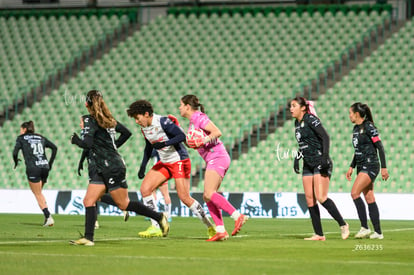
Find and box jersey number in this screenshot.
[31,143,44,155]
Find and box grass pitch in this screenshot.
[0,214,413,275]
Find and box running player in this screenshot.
[179,94,248,241]
[127,100,215,238]
[70,90,169,246]
[77,115,130,229]
[13,120,57,227]
[346,102,389,240]
[290,96,349,241]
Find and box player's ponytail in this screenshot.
[290,96,318,117]
[181,94,205,113]
[85,90,116,129]
[351,102,374,125]
[21,120,35,133]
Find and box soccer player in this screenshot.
[346,102,389,240]
[127,100,215,238]
[147,149,172,222]
[179,94,248,241]
[70,90,169,246]
[13,120,57,227]
[76,115,130,229]
[290,96,349,241]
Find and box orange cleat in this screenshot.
[231,214,248,236]
[206,232,229,242]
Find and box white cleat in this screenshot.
[370,232,384,240]
[43,216,54,227]
[123,211,130,222]
[340,223,350,240]
[355,227,371,239]
[69,237,95,246]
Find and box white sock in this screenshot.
[165,203,171,219]
[216,225,226,233]
[189,200,214,228]
[143,195,159,228]
[231,211,241,221]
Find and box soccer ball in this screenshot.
[186,128,206,144]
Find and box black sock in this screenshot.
[308,205,323,236]
[368,202,382,234]
[95,203,99,222]
[100,193,116,206]
[353,197,368,229]
[126,201,162,221]
[321,198,346,226]
[42,208,50,219]
[85,206,96,241]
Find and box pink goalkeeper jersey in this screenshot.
[189,111,228,161]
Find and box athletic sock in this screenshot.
[42,207,50,219]
[321,198,346,226]
[95,203,99,222]
[126,201,162,222]
[207,201,223,226]
[189,200,214,228]
[230,211,241,221]
[100,193,116,206]
[368,202,382,234]
[85,206,96,241]
[215,225,226,233]
[210,192,236,216]
[353,197,368,229]
[142,195,159,227]
[308,205,323,236]
[165,203,171,219]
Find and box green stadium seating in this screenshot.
[2,7,408,193]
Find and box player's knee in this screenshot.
[83,197,95,207]
[140,185,152,197]
[351,191,360,200]
[203,193,213,202]
[317,196,328,204]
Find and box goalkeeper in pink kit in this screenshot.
[179,94,248,241]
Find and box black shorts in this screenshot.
[357,163,380,182]
[26,167,49,183]
[100,167,128,192]
[302,159,333,179]
[88,164,104,185]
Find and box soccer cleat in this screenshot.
[123,211,130,222]
[43,216,54,227]
[158,213,170,237]
[94,220,100,229]
[138,225,163,238]
[208,226,216,238]
[340,223,350,240]
[370,232,384,240]
[167,215,172,223]
[206,231,229,242]
[232,214,248,236]
[69,237,95,246]
[304,235,326,241]
[355,227,371,239]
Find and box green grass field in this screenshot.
[0,214,413,275]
